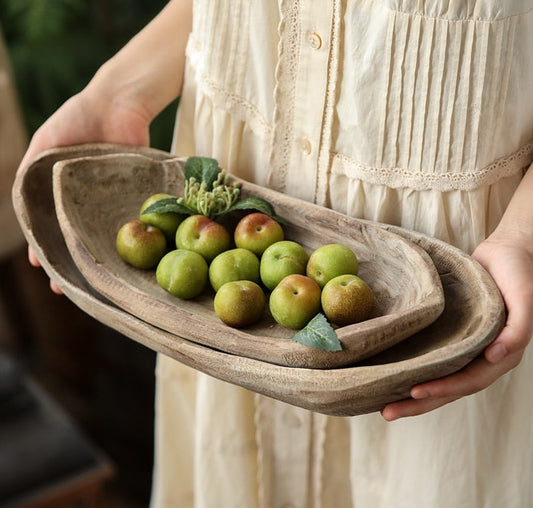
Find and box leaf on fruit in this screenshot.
[184,156,221,191]
[291,314,342,352]
[179,156,288,223]
[226,196,288,224]
[141,197,193,216]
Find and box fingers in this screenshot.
[484,292,533,363]
[473,242,533,362]
[380,222,533,421]
[381,394,460,422]
[381,350,523,421]
[411,351,522,399]
[50,280,64,295]
[28,246,41,267]
[28,246,64,295]
[381,283,531,422]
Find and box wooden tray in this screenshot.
[52,152,445,368]
[12,144,505,416]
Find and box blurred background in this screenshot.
[0,1,176,507]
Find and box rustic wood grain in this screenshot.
[12,144,506,416]
[52,153,445,368]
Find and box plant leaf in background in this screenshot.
[291,313,342,351]
[227,196,275,216]
[141,197,193,217]
[145,156,286,223]
[226,195,287,224]
[184,156,221,191]
[147,156,286,223]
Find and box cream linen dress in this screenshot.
[150,2,533,507]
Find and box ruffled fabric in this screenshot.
[152,1,533,507]
[336,3,533,192]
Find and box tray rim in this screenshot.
[11,143,506,416]
[51,151,446,369]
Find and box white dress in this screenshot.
[150,2,533,507]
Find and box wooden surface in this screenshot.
[52,152,444,369]
[12,144,506,416]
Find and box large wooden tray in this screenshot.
[51,152,444,369]
[12,144,506,416]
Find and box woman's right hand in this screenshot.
[19,83,152,293]
[17,0,192,294]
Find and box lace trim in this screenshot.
[185,35,273,141]
[197,76,272,139]
[332,140,533,191]
[267,0,301,193]
[315,0,341,207]
[384,1,533,22]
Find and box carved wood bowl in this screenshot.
[12,144,505,416]
[51,152,445,369]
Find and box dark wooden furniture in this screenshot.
[0,354,115,508]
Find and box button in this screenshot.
[300,137,312,155]
[307,31,322,50]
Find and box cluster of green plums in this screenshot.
[116,193,374,330]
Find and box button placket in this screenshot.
[269,1,335,203]
[286,10,332,202]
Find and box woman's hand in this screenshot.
[381,236,533,420]
[20,85,152,293]
[381,164,533,421]
[17,0,192,293]
[18,0,193,177]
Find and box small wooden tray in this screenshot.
[12,144,505,416]
[52,152,445,369]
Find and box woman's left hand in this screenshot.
[380,233,533,421]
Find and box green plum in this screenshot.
[269,274,321,329]
[321,274,374,325]
[306,243,359,288]
[209,248,260,292]
[260,240,309,290]
[175,215,231,262]
[156,249,209,299]
[234,212,284,256]
[116,219,167,269]
[214,280,266,328]
[139,193,185,243]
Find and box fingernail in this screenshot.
[486,343,507,363]
[380,409,398,422]
[411,389,429,399]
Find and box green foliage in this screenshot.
[291,313,342,351]
[0,0,175,150]
[143,156,282,221]
[184,157,222,191]
[3,0,85,42]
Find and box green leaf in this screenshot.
[291,314,342,352]
[226,196,288,224]
[141,197,193,216]
[226,196,274,215]
[184,156,221,190]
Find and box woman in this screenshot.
[17,1,533,506]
